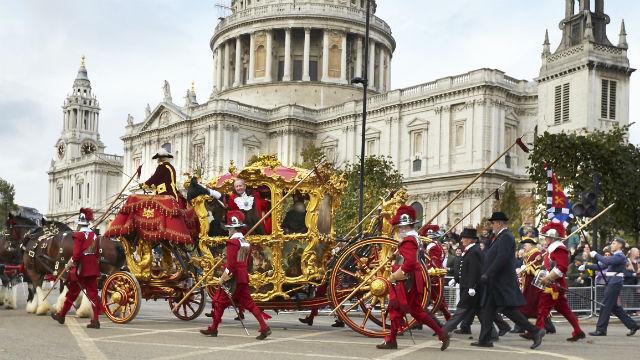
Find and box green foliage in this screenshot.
[0,177,17,231]
[294,144,327,170]
[527,126,640,244]
[334,156,404,235]
[498,183,522,235]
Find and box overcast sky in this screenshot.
[1,0,638,212]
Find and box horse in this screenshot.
[21,219,125,316]
[0,215,40,309]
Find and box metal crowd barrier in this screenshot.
[441,276,640,319]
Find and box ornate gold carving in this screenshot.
[192,156,346,302]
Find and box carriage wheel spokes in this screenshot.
[169,287,205,321]
[101,271,141,324]
[328,237,430,338]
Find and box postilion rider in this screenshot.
[200,210,271,340]
[377,205,450,351]
[51,208,102,329]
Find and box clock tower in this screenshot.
[47,57,124,231]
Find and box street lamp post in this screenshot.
[351,0,371,236]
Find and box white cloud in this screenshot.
[0,0,638,212]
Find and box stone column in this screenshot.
[212,51,217,93]
[322,29,330,81]
[355,35,363,78]
[303,28,311,81]
[233,36,242,87]
[386,52,391,90]
[378,46,385,92]
[223,41,231,90]
[369,40,376,90]
[340,32,347,83]
[216,46,223,90]
[249,33,255,82]
[283,28,292,81]
[265,29,273,82]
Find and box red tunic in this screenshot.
[144,161,181,200]
[425,241,444,269]
[71,231,100,278]
[224,234,251,285]
[544,242,569,291]
[519,249,543,318]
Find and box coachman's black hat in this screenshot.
[459,227,479,240]
[487,211,509,222]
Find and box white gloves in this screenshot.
[468,288,476,297]
[578,264,586,272]
[516,264,526,275]
[590,251,597,258]
[208,189,222,199]
[448,279,456,287]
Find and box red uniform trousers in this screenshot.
[385,285,446,344]
[60,275,101,322]
[209,283,267,332]
[536,290,582,336]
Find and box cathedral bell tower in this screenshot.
[47,56,123,231]
[54,56,105,162]
[536,0,634,134]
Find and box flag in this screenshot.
[545,167,574,229]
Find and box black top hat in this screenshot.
[459,227,478,240]
[520,237,537,246]
[488,211,509,222]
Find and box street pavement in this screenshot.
[0,289,638,360]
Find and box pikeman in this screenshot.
[523,223,585,342]
[51,208,101,329]
[420,224,452,321]
[376,205,449,351]
[200,210,271,340]
[513,237,556,334]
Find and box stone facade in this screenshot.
[47,59,124,232]
[119,0,632,229]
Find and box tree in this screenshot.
[334,156,404,235]
[497,183,522,235]
[294,144,327,170]
[0,177,17,231]
[527,126,640,245]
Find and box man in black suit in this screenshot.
[443,228,482,333]
[472,212,545,349]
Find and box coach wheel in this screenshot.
[328,237,430,338]
[169,287,206,321]
[101,271,142,324]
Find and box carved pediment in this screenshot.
[242,135,261,146]
[138,104,187,132]
[407,117,429,129]
[320,135,338,146]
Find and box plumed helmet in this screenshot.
[390,205,417,227]
[540,222,566,239]
[418,223,440,237]
[225,210,246,228]
[76,207,94,226]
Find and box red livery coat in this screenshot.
[425,241,444,269]
[224,234,251,285]
[544,242,569,291]
[519,249,543,318]
[71,231,100,278]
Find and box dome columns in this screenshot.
[211,27,391,93]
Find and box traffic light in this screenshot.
[582,191,597,217]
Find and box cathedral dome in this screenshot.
[209,0,394,109]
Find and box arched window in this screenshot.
[411,202,424,227]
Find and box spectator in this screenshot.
[451,247,463,278]
[515,248,525,269]
[624,247,639,286]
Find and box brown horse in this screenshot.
[0,215,40,309]
[21,219,125,315]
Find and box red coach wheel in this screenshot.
[101,271,142,324]
[169,287,206,321]
[328,237,430,338]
